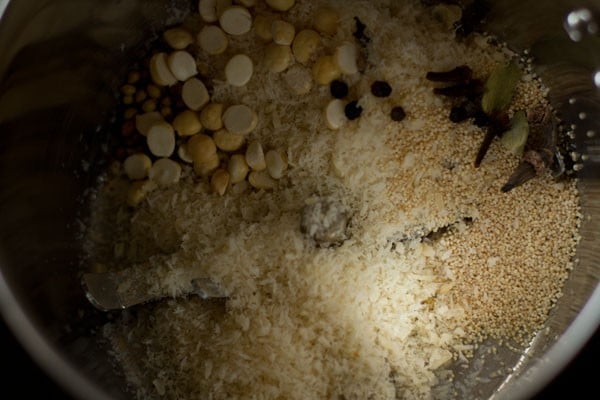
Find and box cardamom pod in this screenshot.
[500,111,529,157]
[481,62,521,115]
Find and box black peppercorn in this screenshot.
[330,80,349,99]
[344,101,363,120]
[390,106,406,122]
[371,81,392,97]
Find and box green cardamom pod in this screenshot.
[481,62,521,115]
[500,110,529,157]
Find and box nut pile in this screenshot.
[112,0,412,207]
[114,0,315,206]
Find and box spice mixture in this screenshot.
[87,0,581,399]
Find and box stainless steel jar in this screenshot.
[0,1,598,399]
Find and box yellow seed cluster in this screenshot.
[442,178,579,344]
[386,65,580,346]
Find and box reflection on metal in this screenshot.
[0,1,598,400]
[594,70,600,87]
[564,8,597,41]
[82,270,227,312]
[0,1,192,400]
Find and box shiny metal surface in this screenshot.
[0,1,598,399]
[483,2,600,398]
[82,270,227,311]
[0,1,189,399]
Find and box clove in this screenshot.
[474,112,509,167]
[432,79,483,97]
[473,110,492,127]
[449,100,480,123]
[426,65,473,83]
[474,126,499,167]
[449,106,469,123]
[501,161,536,192]
[502,113,562,192]
[455,0,490,37]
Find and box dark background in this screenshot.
[1,317,597,399]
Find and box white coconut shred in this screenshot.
[87,0,580,399]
